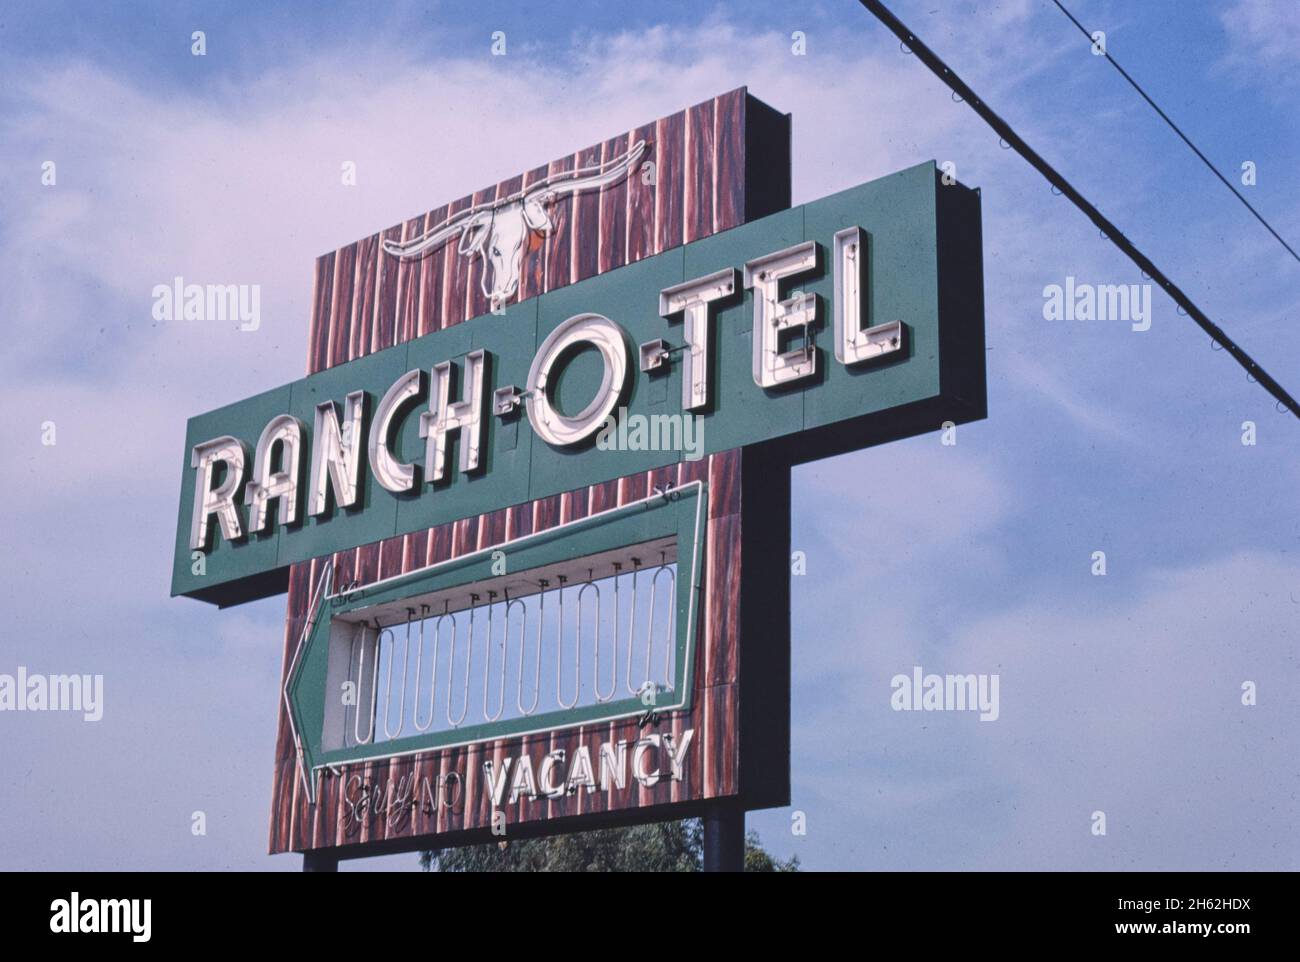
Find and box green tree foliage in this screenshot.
[743,833,801,872]
[421,819,798,872]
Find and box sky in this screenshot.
[0,0,1297,871]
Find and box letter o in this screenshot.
[526,313,629,446]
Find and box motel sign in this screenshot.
[171,89,986,866]
[187,223,908,557]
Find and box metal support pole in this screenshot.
[702,803,744,872]
[302,850,339,872]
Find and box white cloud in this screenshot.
[1219,0,1300,79]
[783,548,1300,869]
[795,439,1013,580]
[1003,349,1145,443]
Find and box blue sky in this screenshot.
[1,0,1297,870]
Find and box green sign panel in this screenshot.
[173,161,985,605]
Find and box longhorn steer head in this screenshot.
[382,140,647,311]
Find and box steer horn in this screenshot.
[535,138,648,202]
[383,139,649,261]
[381,208,480,260]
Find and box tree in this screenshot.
[421,819,799,872]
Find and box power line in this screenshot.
[1051,0,1300,265]
[856,0,1300,420]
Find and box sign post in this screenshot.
[703,801,746,873]
[171,88,986,870]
